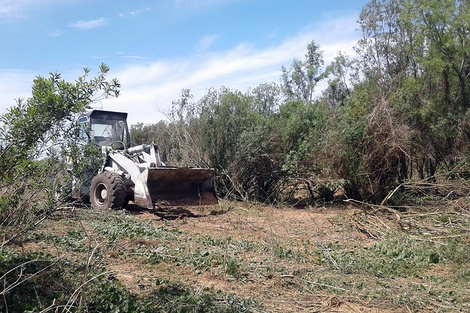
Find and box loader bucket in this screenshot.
[133,167,218,208]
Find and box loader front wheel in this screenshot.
[90,172,126,210]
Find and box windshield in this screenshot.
[90,117,129,148]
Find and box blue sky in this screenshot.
[0,0,369,125]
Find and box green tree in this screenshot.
[0,64,120,244]
[418,0,470,110]
[281,40,325,103]
[250,82,281,116]
[336,0,470,199]
[323,51,353,107]
[167,85,284,201]
[190,87,255,170]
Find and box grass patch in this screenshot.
[86,210,181,241]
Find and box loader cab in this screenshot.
[79,110,130,149]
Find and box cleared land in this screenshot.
[6,199,470,312]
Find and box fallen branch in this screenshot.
[345,199,402,221]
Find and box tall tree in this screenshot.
[323,51,353,107]
[417,0,470,110]
[281,40,325,103]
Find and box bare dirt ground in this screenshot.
[106,202,393,313]
[17,200,470,312]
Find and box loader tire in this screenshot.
[90,172,126,210]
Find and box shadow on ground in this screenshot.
[125,204,201,220]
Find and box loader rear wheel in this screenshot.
[53,173,73,203]
[90,172,126,210]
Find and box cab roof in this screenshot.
[86,109,128,120]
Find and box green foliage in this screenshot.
[0,249,256,313]
[196,87,257,170]
[84,276,141,313]
[281,40,325,103]
[0,65,120,241]
[163,85,285,201]
[229,121,284,202]
[141,283,256,313]
[87,210,179,241]
[320,0,470,199]
[225,257,241,276]
[0,65,120,312]
[0,251,73,312]
[329,233,470,279]
[323,51,353,107]
[279,100,329,165]
[130,121,174,163]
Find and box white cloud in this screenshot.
[0,0,27,20]
[69,18,108,30]
[119,8,150,18]
[123,55,148,60]
[99,14,362,125]
[174,0,244,12]
[0,0,63,21]
[197,35,219,53]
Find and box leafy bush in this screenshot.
[0,251,74,312]
[0,65,120,311]
[0,65,120,246]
